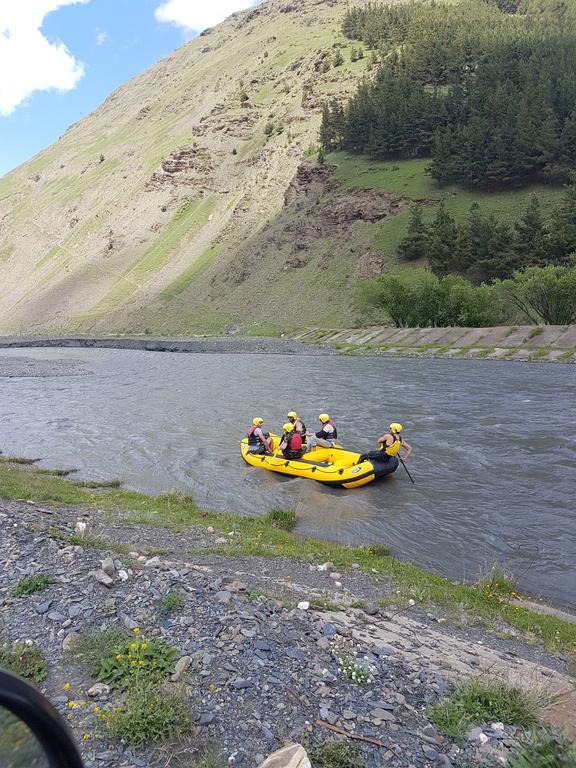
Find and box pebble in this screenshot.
[101,557,115,576]
[88,683,110,697]
[62,632,81,651]
[171,655,191,682]
[297,601,310,611]
[143,556,161,568]
[216,590,233,604]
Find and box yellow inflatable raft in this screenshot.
[240,435,398,489]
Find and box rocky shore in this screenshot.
[2,495,575,768]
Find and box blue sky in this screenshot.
[0,0,254,178]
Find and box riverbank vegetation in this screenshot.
[1,458,575,658]
[357,265,576,327]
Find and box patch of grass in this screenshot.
[101,683,190,748]
[159,589,184,617]
[1,459,575,656]
[428,679,543,742]
[365,542,391,558]
[311,597,341,612]
[191,746,227,768]
[508,728,576,767]
[530,347,550,361]
[36,467,78,477]
[558,349,575,362]
[13,574,53,597]
[65,532,131,555]
[0,641,47,682]
[305,736,366,768]
[528,326,544,339]
[265,507,297,531]
[478,566,516,599]
[0,456,41,465]
[70,627,131,678]
[75,479,123,489]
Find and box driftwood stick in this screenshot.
[315,720,386,747]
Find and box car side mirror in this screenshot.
[0,669,84,767]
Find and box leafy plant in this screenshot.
[333,647,372,685]
[98,635,179,690]
[507,728,576,768]
[69,627,131,678]
[428,679,543,741]
[0,641,47,682]
[159,590,184,617]
[265,507,297,531]
[478,566,516,599]
[13,574,53,597]
[101,683,190,747]
[305,736,366,768]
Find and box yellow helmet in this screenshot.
[287,411,298,420]
[390,422,403,434]
[283,422,295,433]
[252,417,264,426]
[319,413,330,423]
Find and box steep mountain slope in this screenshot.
[0,0,376,336]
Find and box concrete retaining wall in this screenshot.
[293,325,576,363]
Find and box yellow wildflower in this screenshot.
[133,627,140,635]
[82,734,91,741]
[63,682,71,691]
[130,642,137,650]
[68,701,75,709]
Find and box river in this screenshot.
[0,347,574,607]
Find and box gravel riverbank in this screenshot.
[2,497,574,768]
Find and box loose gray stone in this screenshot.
[216,590,232,604]
[101,557,115,576]
[95,570,113,588]
[171,655,191,682]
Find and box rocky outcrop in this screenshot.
[146,146,215,191]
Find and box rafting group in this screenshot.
[240,411,412,489]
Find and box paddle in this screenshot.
[399,457,415,484]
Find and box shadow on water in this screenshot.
[0,347,575,608]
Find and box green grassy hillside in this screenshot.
[0,0,569,336]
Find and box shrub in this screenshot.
[305,736,366,768]
[333,647,372,685]
[265,507,297,531]
[357,268,498,328]
[101,683,190,748]
[502,265,576,325]
[13,574,53,597]
[0,641,47,682]
[508,728,576,768]
[98,635,179,690]
[428,679,542,741]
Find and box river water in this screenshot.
[0,347,574,607]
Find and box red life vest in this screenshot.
[290,432,303,451]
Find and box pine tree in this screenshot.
[514,194,549,267]
[397,206,429,261]
[427,201,457,276]
[319,103,333,152]
[549,184,576,264]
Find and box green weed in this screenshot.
[70,627,131,678]
[13,574,53,597]
[98,635,179,691]
[101,683,190,748]
[478,566,516,599]
[76,479,123,489]
[365,542,391,558]
[528,326,544,338]
[192,747,227,768]
[265,507,297,531]
[508,728,576,768]
[305,736,366,768]
[428,679,543,741]
[0,641,47,682]
[159,590,184,617]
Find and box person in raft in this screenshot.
[287,410,306,441]
[279,422,305,460]
[306,413,337,451]
[247,417,273,454]
[358,422,412,465]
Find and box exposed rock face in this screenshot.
[146,146,214,190]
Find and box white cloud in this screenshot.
[0,0,89,116]
[96,27,109,46]
[155,0,256,34]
